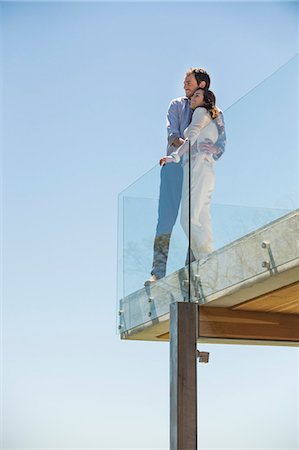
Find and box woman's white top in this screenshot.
[171,107,219,165]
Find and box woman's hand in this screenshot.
[160,156,175,166]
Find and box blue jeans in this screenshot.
[151,163,183,278]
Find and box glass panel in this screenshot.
[217,54,298,212]
[117,164,188,296]
[188,55,298,299]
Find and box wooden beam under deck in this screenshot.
[155,306,299,343]
[198,306,299,343]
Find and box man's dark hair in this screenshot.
[186,67,211,89]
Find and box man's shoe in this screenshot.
[144,274,159,286]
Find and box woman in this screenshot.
[160,88,219,262]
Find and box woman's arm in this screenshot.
[160,139,189,165]
[184,107,211,146]
[165,108,210,163]
[168,139,189,162]
[160,108,212,165]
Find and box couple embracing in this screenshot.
[146,68,226,284]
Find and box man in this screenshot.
[146,68,226,283]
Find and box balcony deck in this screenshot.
[119,209,299,346]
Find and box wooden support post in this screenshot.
[170,302,198,450]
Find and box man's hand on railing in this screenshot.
[160,156,176,166]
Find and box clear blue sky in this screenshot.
[1,1,298,449]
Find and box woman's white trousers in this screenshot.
[180,154,215,261]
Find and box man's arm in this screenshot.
[199,111,226,160]
[167,100,182,147]
[213,111,226,160]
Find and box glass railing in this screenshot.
[117,55,298,333]
[118,202,295,333]
[117,164,188,299]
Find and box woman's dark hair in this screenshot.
[202,89,219,119]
